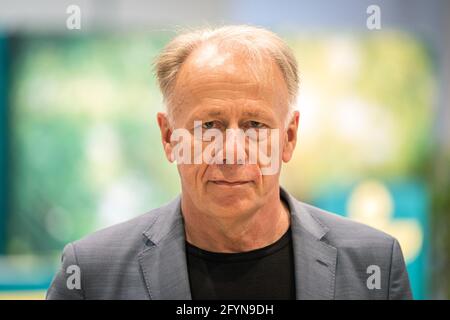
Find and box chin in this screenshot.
[205,192,255,217]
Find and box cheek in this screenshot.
[245,164,264,186]
[278,132,290,161]
[178,164,209,186]
[251,133,283,175]
[177,164,195,186]
[260,174,279,195]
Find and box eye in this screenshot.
[202,121,215,129]
[248,121,265,129]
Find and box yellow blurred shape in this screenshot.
[0,290,46,300]
[347,180,423,263]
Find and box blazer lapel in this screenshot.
[281,188,338,300]
[138,196,192,300]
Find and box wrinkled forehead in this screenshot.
[170,42,289,113]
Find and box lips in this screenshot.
[210,180,251,186]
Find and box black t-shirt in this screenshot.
[185,227,296,300]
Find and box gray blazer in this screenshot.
[46,187,412,300]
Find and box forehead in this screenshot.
[170,42,289,117]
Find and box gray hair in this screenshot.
[154,25,299,127]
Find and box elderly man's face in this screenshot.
[158,43,299,218]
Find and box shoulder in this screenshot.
[299,201,396,248]
[295,201,412,299]
[47,202,175,300]
[73,211,154,252]
[69,197,178,258]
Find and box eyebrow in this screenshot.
[242,110,264,118]
[206,110,223,117]
[184,108,222,126]
[186,105,275,124]
[207,109,272,118]
[187,109,224,121]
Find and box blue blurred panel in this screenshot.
[313,179,429,299]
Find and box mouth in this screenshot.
[210,180,251,186]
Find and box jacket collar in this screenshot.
[138,187,337,299]
[281,187,337,299]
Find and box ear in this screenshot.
[157,112,174,162]
[282,111,300,163]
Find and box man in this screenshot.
[47,25,412,300]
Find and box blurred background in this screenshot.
[0,0,449,299]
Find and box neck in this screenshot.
[181,187,290,253]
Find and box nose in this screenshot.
[223,128,247,165]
